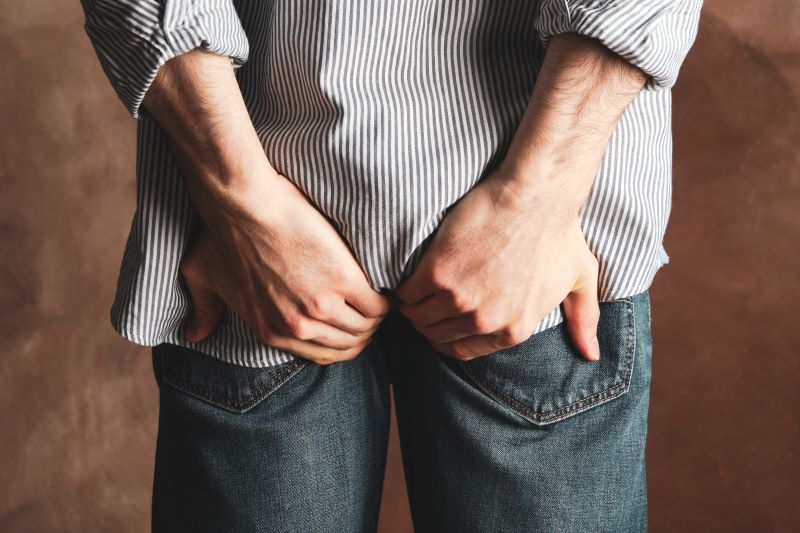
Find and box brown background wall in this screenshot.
[1,1,797,531]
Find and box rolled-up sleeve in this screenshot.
[534,0,703,90]
[81,0,250,118]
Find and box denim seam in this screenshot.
[161,356,308,413]
[459,298,636,425]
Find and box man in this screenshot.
[82,1,702,531]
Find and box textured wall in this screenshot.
[0,1,797,532]
[650,4,800,531]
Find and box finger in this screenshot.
[431,334,503,361]
[273,310,380,350]
[343,278,393,318]
[418,314,476,344]
[183,274,227,343]
[396,293,456,327]
[309,297,383,335]
[394,264,435,305]
[296,320,378,350]
[271,335,373,365]
[562,258,601,361]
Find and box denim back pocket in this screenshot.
[154,343,309,413]
[459,297,636,426]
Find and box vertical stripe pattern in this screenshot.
[83,0,702,367]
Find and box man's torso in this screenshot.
[111,1,672,367]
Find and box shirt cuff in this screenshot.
[83,0,249,118]
[534,0,703,91]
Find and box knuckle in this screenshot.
[301,295,330,320]
[499,323,529,347]
[441,288,470,313]
[314,354,337,366]
[469,310,496,334]
[282,314,310,340]
[258,327,282,348]
[450,293,471,313]
[428,265,450,291]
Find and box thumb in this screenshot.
[562,255,601,361]
[182,270,226,343]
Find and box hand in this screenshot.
[394,171,600,362]
[393,32,649,362]
[179,170,391,365]
[139,50,390,365]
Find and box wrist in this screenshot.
[488,156,587,231]
[142,48,283,228]
[494,154,573,202]
[489,33,647,227]
[187,157,285,234]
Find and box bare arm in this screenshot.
[395,33,646,361]
[143,49,390,364]
[500,32,647,229]
[142,49,273,227]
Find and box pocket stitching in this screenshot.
[160,355,308,413]
[458,298,636,425]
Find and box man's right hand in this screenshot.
[180,168,390,365]
[142,48,390,365]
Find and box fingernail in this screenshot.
[590,336,601,360]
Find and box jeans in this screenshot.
[151,290,653,532]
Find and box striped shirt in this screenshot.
[81,0,702,367]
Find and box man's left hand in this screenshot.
[394,168,601,362]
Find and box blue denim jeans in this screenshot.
[151,290,652,532]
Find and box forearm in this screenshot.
[499,32,647,231]
[142,49,275,233]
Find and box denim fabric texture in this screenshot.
[151,290,652,532]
